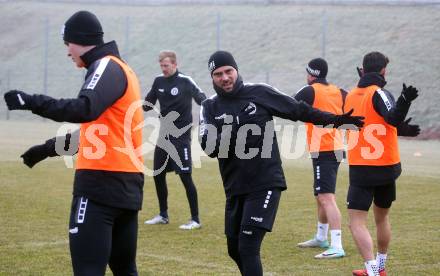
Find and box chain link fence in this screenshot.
[1,2,439,138]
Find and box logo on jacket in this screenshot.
[171,87,179,96]
[69,227,78,234]
[158,88,164,93]
[244,102,257,115]
[251,216,263,222]
[215,113,233,124]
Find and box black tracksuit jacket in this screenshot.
[199,76,347,197]
[28,41,144,210]
[143,70,206,142]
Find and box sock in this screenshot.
[330,229,342,249]
[376,252,387,271]
[191,215,200,224]
[316,222,329,241]
[159,211,168,218]
[365,260,380,276]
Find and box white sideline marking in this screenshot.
[4,241,235,272]
[138,251,236,272]
[2,239,68,249]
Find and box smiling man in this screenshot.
[199,50,365,276]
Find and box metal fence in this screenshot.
[0,10,328,121]
[1,2,439,140]
[8,0,440,5]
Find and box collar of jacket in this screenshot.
[81,41,121,69]
[358,72,387,88]
[310,78,328,85]
[213,75,244,98]
[164,70,179,81]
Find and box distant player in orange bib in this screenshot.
[294,58,346,259]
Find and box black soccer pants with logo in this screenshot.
[69,196,138,276]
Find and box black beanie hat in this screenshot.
[306,58,328,78]
[208,51,238,75]
[63,11,104,46]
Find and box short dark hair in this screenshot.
[362,51,389,73]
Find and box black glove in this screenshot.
[401,83,418,103]
[333,109,365,129]
[142,97,154,112]
[356,67,363,78]
[20,143,51,168]
[4,90,32,110]
[235,103,256,127]
[397,117,420,137]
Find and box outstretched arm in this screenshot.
[21,130,79,168]
[255,85,364,129]
[4,58,127,123]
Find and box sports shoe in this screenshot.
[314,247,345,259]
[297,237,329,248]
[179,220,201,230]
[144,215,169,225]
[352,268,387,276]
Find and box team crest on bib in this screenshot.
[171,87,179,96]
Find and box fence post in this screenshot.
[321,10,327,58]
[6,69,10,120]
[43,18,49,96]
[42,18,50,122]
[124,16,131,62]
[216,12,221,50]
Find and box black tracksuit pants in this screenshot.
[69,196,138,276]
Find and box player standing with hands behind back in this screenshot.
[295,58,346,259]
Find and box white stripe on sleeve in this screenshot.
[178,73,203,93]
[377,89,392,111]
[86,57,110,90]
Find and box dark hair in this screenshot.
[362,52,389,73]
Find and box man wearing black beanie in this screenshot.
[294,57,347,259]
[63,10,104,46]
[4,10,144,276]
[199,51,365,276]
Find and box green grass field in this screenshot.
[1,121,440,275]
